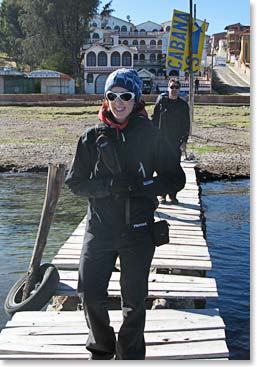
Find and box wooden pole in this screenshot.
[188,0,194,134]
[22,163,66,301]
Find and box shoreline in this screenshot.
[0,104,250,183]
[0,162,250,183]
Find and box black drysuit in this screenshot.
[65,113,185,359]
[152,95,190,199]
[151,94,190,149]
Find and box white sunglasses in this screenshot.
[106,91,135,102]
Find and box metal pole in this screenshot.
[188,0,194,134]
[211,42,214,93]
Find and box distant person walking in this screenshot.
[194,77,200,93]
[151,79,190,205]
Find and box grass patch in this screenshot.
[0,104,250,129]
[194,105,250,128]
[0,137,55,144]
[187,144,223,154]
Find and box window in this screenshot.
[87,52,96,66]
[150,40,156,47]
[166,26,170,32]
[140,40,145,45]
[114,25,120,32]
[139,54,145,61]
[150,53,156,62]
[111,52,120,66]
[134,54,138,61]
[140,29,146,33]
[87,74,93,83]
[132,40,138,45]
[122,51,132,66]
[158,40,162,46]
[92,33,100,39]
[121,25,127,32]
[123,40,128,45]
[98,51,107,66]
[92,22,97,28]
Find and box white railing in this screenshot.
[84,66,132,72]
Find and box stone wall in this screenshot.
[0,93,250,105]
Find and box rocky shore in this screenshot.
[0,104,250,182]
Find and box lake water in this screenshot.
[0,174,250,360]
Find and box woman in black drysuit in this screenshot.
[65,68,186,360]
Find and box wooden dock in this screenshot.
[0,161,229,360]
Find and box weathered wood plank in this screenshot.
[0,309,228,360]
[52,257,212,271]
[56,270,218,298]
[57,244,210,256]
[0,328,226,346]
[58,271,216,285]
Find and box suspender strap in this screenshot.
[125,197,130,225]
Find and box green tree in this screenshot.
[100,1,114,28]
[19,0,100,88]
[0,0,25,67]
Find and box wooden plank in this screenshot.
[52,257,212,271]
[56,270,218,298]
[58,244,210,256]
[145,340,229,359]
[0,340,228,360]
[0,317,225,334]
[0,309,228,359]
[58,270,216,285]
[57,283,218,298]
[4,308,221,322]
[0,328,226,346]
[60,235,207,246]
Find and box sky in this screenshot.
[0,0,251,35]
[103,0,251,35]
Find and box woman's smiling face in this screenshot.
[107,87,135,123]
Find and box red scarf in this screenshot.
[98,100,148,130]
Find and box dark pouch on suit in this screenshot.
[150,220,169,247]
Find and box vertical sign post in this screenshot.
[188,0,194,135]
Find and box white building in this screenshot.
[83,15,209,94]
[28,70,75,94]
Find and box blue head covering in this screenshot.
[104,68,142,104]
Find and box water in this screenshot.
[202,179,250,360]
[0,174,250,360]
[0,173,86,329]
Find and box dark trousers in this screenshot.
[78,231,155,360]
[161,144,182,199]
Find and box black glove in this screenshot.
[96,134,121,175]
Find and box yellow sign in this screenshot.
[166,9,207,73]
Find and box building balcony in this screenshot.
[84,66,133,73]
[134,60,163,66]
[137,45,163,51]
[119,31,164,38]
